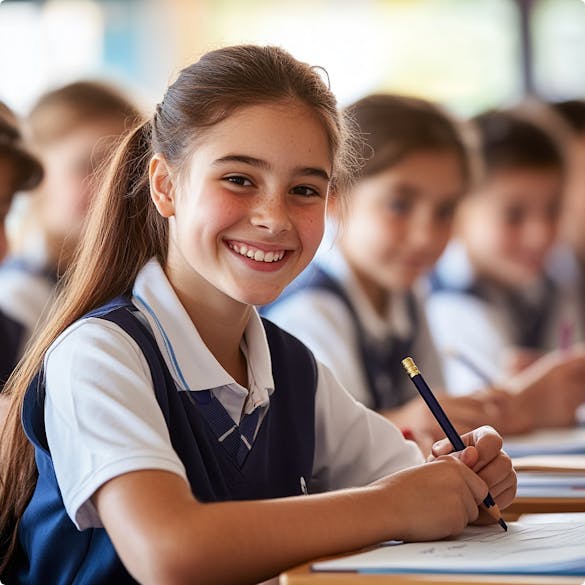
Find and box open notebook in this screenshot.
[312,513,585,575]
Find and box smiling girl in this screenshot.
[0,47,514,585]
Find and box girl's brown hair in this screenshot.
[346,93,473,189]
[0,44,353,570]
[27,80,141,146]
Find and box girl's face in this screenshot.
[152,101,332,308]
[458,167,562,288]
[38,117,126,243]
[339,150,464,307]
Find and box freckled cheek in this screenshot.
[296,208,326,253]
[202,197,248,232]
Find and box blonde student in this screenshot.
[0,101,43,393]
[0,81,140,370]
[265,94,585,445]
[0,46,515,585]
[427,107,577,394]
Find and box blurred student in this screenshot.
[428,108,569,393]
[0,101,43,394]
[266,95,585,444]
[547,99,585,343]
[0,81,140,371]
[0,47,515,585]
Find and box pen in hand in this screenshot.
[402,357,508,532]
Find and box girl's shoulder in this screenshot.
[45,306,149,376]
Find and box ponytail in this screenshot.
[0,118,166,571]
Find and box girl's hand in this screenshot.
[503,346,585,430]
[429,425,517,518]
[503,346,544,375]
[371,455,489,541]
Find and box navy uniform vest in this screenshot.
[4,297,317,585]
[265,264,418,410]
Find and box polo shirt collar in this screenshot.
[132,258,275,395]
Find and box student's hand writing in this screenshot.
[371,456,488,541]
[501,346,585,432]
[429,425,516,523]
[503,346,544,375]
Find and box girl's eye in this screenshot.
[435,202,457,221]
[291,185,320,197]
[503,206,525,225]
[224,175,252,187]
[386,198,412,215]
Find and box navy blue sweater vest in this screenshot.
[4,298,317,584]
[266,265,418,410]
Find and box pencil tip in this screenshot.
[499,518,508,532]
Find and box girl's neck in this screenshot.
[165,262,251,388]
[344,260,389,317]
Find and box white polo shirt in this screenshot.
[0,255,55,356]
[44,259,423,530]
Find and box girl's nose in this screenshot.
[523,217,556,253]
[250,194,293,234]
[409,214,439,252]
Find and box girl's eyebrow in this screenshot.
[212,154,330,182]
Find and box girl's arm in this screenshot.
[95,455,492,585]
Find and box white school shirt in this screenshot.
[0,253,55,356]
[426,240,568,395]
[264,246,446,410]
[44,258,423,530]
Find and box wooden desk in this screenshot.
[505,497,585,515]
[280,563,585,584]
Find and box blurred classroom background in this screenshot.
[1,0,585,117]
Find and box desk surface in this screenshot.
[505,496,585,515]
[280,564,585,585]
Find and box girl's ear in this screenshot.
[149,154,176,218]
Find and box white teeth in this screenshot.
[228,242,285,263]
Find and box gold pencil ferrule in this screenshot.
[401,357,420,378]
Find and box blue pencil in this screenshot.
[402,357,507,532]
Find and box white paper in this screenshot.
[313,514,585,575]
